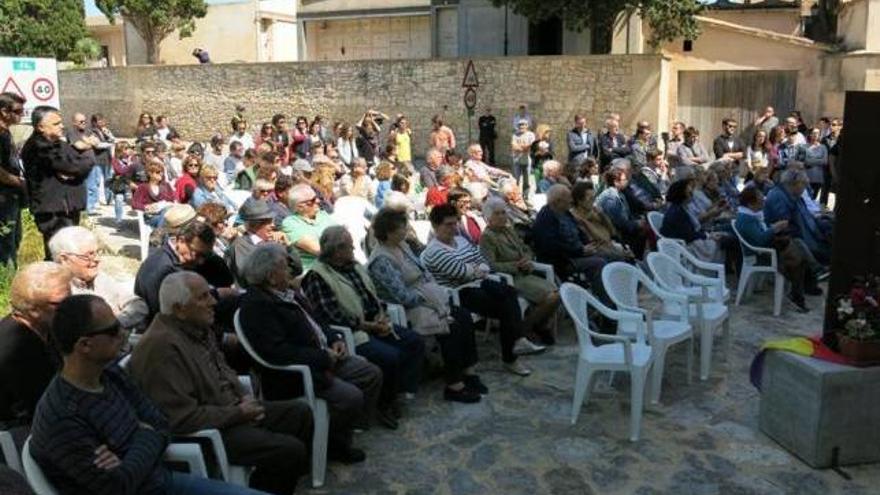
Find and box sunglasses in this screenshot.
[204,176,219,181]
[83,321,122,338]
[298,197,318,206]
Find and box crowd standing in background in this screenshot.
[0,92,842,493]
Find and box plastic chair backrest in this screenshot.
[22,438,60,495]
[233,310,278,371]
[657,238,688,264]
[646,252,685,291]
[559,283,602,355]
[730,218,764,261]
[647,211,664,237]
[602,262,642,309]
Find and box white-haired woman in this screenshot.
[479,197,560,343]
[536,160,571,193]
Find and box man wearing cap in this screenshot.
[281,183,337,271]
[227,199,302,286]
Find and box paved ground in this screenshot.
[89,204,879,495]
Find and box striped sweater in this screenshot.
[29,366,171,495]
[420,236,488,287]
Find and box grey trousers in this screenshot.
[318,355,382,450]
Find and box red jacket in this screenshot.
[175,173,198,203]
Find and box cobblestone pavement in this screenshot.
[89,205,879,495]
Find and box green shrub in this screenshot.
[0,209,45,314]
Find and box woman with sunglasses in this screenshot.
[175,155,202,203]
[134,112,157,143]
[132,159,175,228]
[191,164,237,214]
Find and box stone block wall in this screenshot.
[58,55,665,163]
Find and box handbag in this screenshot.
[406,282,451,336]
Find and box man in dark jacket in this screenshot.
[226,199,301,286]
[21,106,96,259]
[0,92,26,267]
[532,185,606,291]
[567,115,598,166]
[712,118,745,165]
[239,243,381,464]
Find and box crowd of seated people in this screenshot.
[0,102,840,493]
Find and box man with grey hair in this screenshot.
[49,226,148,331]
[498,177,534,236]
[239,242,380,464]
[420,147,443,189]
[533,184,608,293]
[764,168,832,265]
[464,143,511,186]
[425,165,456,210]
[302,226,425,429]
[537,160,571,193]
[281,183,337,271]
[130,271,312,494]
[21,106,97,258]
[0,262,71,445]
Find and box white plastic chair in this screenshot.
[657,238,729,302]
[136,210,152,261]
[601,262,694,404]
[530,193,547,212]
[559,283,654,441]
[233,310,329,488]
[412,220,432,246]
[730,219,784,316]
[647,211,686,246]
[332,196,376,264]
[22,437,208,495]
[644,253,732,381]
[0,430,22,474]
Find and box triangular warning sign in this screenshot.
[2,77,25,100]
[462,60,479,88]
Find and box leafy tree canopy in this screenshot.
[96,0,208,63]
[0,0,91,60]
[490,0,706,47]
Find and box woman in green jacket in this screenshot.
[479,196,560,343]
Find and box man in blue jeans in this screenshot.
[29,294,269,495]
[0,92,26,266]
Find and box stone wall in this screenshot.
[58,55,665,163]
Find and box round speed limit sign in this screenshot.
[32,78,55,102]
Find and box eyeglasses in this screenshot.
[66,251,99,263]
[204,176,218,181]
[298,197,318,206]
[256,189,273,195]
[83,321,122,338]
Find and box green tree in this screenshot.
[0,0,90,60]
[96,0,208,64]
[490,0,706,49]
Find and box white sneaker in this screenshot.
[513,337,546,356]
[504,361,532,376]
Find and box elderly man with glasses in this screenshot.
[0,262,71,449]
[49,226,148,332]
[281,183,337,271]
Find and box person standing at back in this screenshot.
[21,106,96,259]
[478,107,497,165]
[0,92,26,266]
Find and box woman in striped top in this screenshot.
[421,204,545,376]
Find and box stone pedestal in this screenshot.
[759,351,880,468]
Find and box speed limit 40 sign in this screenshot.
[0,57,60,120]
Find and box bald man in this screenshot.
[65,112,100,214]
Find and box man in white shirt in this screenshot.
[464,143,511,187]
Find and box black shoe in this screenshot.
[443,386,481,403]
[329,446,366,464]
[462,374,489,395]
[376,407,399,430]
[787,293,809,313]
[805,285,823,296]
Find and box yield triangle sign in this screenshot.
[462,60,479,88]
[2,77,25,100]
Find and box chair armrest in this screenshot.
[164,443,209,479]
[0,430,22,474]
[237,375,254,396]
[385,303,408,327]
[182,429,229,481]
[531,262,557,284]
[488,272,514,285]
[330,325,357,356]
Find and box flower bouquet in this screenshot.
[835,275,880,363]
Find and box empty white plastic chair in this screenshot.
[647,211,686,246]
[601,262,694,404]
[644,253,731,381]
[657,238,729,302]
[234,310,329,488]
[730,219,784,316]
[559,283,653,441]
[412,220,432,246]
[332,196,376,264]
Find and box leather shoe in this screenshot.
[444,386,481,403]
[329,446,366,464]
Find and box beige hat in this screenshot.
[163,204,197,228]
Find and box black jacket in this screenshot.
[21,133,93,215]
[238,287,343,399]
